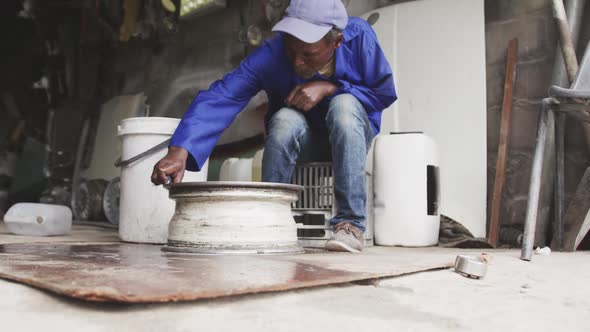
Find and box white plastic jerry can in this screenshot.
[4,203,72,236]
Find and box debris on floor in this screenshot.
[534,247,552,256]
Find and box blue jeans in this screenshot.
[262,94,374,232]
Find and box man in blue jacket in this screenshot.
[151,0,397,252]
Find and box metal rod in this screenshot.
[552,0,580,82]
[551,0,585,87]
[313,166,316,209]
[551,0,585,252]
[305,167,313,207]
[114,139,171,167]
[555,112,566,250]
[319,166,326,209]
[524,0,587,259]
[522,103,551,261]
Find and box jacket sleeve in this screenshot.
[334,29,397,113]
[169,44,272,171]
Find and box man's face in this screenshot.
[284,33,342,79]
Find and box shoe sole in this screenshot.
[325,240,361,253]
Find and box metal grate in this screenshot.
[291,162,334,211]
[290,162,373,248]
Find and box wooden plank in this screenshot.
[489,39,518,246]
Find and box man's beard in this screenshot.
[295,67,315,79]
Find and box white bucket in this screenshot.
[117,117,208,244]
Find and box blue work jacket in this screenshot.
[170,17,397,171]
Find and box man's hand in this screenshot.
[151,146,188,185]
[286,81,337,112]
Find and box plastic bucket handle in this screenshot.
[114,139,170,168]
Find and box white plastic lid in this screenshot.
[117,117,181,136]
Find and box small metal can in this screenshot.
[454,255,488,279]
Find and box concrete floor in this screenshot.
[1,224,589,331]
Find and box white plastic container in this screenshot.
[372,133,440,246]
[3,203,72,236]
[231,158,253,182]
[251,148,264,182]
[117,117,208,244]
[220,157,253,182]
[219,158,238,181]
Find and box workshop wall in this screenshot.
[91,0,382,180]
[3,0,589,246]
[485,0,590,245]
[85,0,590,244]
[100,0,381,121]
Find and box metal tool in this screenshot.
[454,255,487,279]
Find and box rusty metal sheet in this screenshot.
[0,243,452,303]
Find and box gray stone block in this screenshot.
[487,100,543,151]
[486,64,504,108]
[487,149,534,227]
[485,0,551,23]
[486,57,554,109]
[565,116,590,150]
[487,148,553,247]
[486,14,552,65]
[505,150,535,197]
[514,59,555,99]
[146,51,173,85]
[503,194,529,227]
[564,148,590,204]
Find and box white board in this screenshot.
[80,93,148,181]
[362,0,487,237]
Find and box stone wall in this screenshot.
[98,0,380,119]
[485,0,589,245]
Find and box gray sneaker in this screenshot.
[325,222,364,253]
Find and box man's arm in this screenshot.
[151,43,272,185]
[334,28,397,113]
[151,146,188,185]
[285,81,338,112]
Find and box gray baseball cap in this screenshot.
[272,0,348,43]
